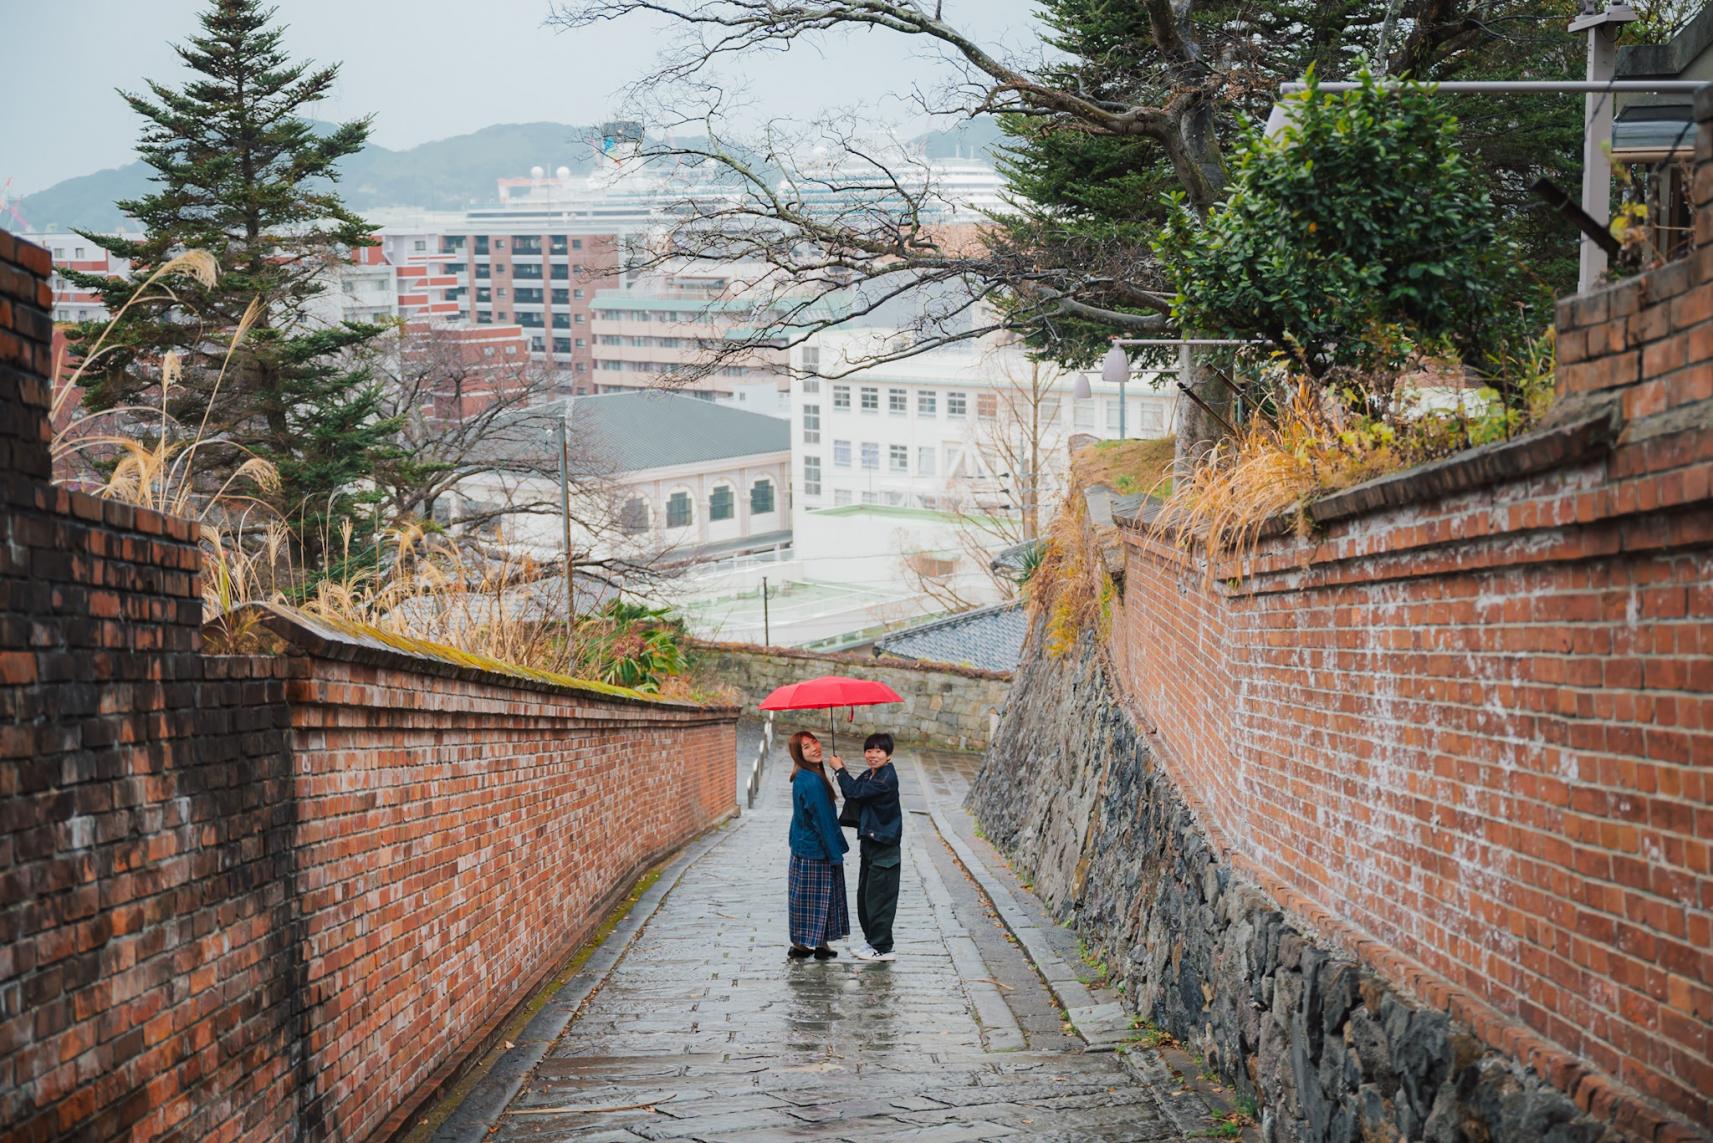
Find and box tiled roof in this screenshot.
[873,602,1027,673]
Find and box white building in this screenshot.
[452,391,791,567]
[790,330,1175,519]
[31,232,136,324]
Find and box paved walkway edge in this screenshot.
[427,819,741,1143]
[925,801,1232,1140]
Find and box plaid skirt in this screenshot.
[787,852,850,948]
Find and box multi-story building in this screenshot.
[33,232,134,324]
[789,330,1175,520]
[588,267,798,399]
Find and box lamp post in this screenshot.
[1070,343,1133,439]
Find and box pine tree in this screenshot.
[63,0,396,558]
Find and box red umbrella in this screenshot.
[758,675,904,751]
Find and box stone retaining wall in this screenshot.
[691,640,1012,751]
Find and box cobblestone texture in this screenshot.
[489,745,1203,1142]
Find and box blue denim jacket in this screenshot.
[789,768,849,863]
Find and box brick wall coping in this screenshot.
[1111,406,1619,542]
[691,637,1014,682]
[234,602,741,715]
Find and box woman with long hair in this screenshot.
[784,730,850,959]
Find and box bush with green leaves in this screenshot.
[1155,71,1545,384]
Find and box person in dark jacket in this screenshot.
[829,733,902,962]
[785,730,850,960]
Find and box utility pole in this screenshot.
[557,401,576,655]
[1571,2,1637,292]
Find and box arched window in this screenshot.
[666,489,693,528]
[750,478,776,515]
[709,484,735,522]
[619,497,649,534]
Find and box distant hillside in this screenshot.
[913,117,1007,161]
[18,117,1010,234]
[17,121,604,233]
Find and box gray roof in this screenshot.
[573,392,788,471]
[475,392,789,475]
[873,602,1027,673]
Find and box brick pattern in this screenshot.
[1107,102,1713,1139]
[0,228,739,1142]
[284,651,737,1140]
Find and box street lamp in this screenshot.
[1070,343,1132,438]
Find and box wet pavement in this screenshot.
[484,737,1210,1142]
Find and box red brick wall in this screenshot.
[0,228,739,1142]
[274,619,738,1139]
[1108,95,1713,1139]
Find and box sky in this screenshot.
[1,0,1046,197]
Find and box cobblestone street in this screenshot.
[482,744,1211,1141]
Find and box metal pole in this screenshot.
[1279,80,1699,94]
[557,404,575,651]
[762,575,770,646]
[1571,5,1637,292]
[1118,373,1127,439]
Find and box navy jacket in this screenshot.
[789,768,849,864]
[835,762,902,847]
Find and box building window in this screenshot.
[1107,398,1124,429]
[917,390,937,415]
[860,442,879,471]
[573,288,584,298]
[888,388,907,415]
[620,497,649,534]
[861,491,879,504]
[575,362,586,372]
[496,287,508,298]
[709,484,735,522]
[833,440,852,468]
[1075,399,1097,430]
[803,456,822,497]
[803,403,821,444]
[833,385,851,410]
[553,337,571,353]
[889,445,908,472]
[666,490,693,528]
[474,236,490,254]
[413,240,426,252]
[1039,396,1061,423]
[552,289,569,304]
[802,377,820,394]
[551,264,568,280]
[750,479,776,514]
[572,238,582,250]
[802,345,820,371]
[494,238,506,250]
[574,314,584,324]
[834,489,853,506]
[575,337,585,347]
[917,447,936,475]
[860,387,879,413]
[551,235,567,254]
[947,391,968,418]
[978,393,998,419]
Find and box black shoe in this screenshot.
[813,946,838,960]
[788,945,813,959]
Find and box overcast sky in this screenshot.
[2,0,1045,197]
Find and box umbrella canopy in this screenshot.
[757,675,904,752]
[758,675,903,711]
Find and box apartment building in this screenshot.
[588,267,801,399]
[33,232,133,324]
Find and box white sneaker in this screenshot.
[871,949,896,962]
[850,943,882,961]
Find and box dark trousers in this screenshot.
[856,843,901,954]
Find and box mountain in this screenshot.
[16,121,604,233]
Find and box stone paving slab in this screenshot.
[466,743,1214,1142]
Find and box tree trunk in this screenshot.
[1173,357,1235,477]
